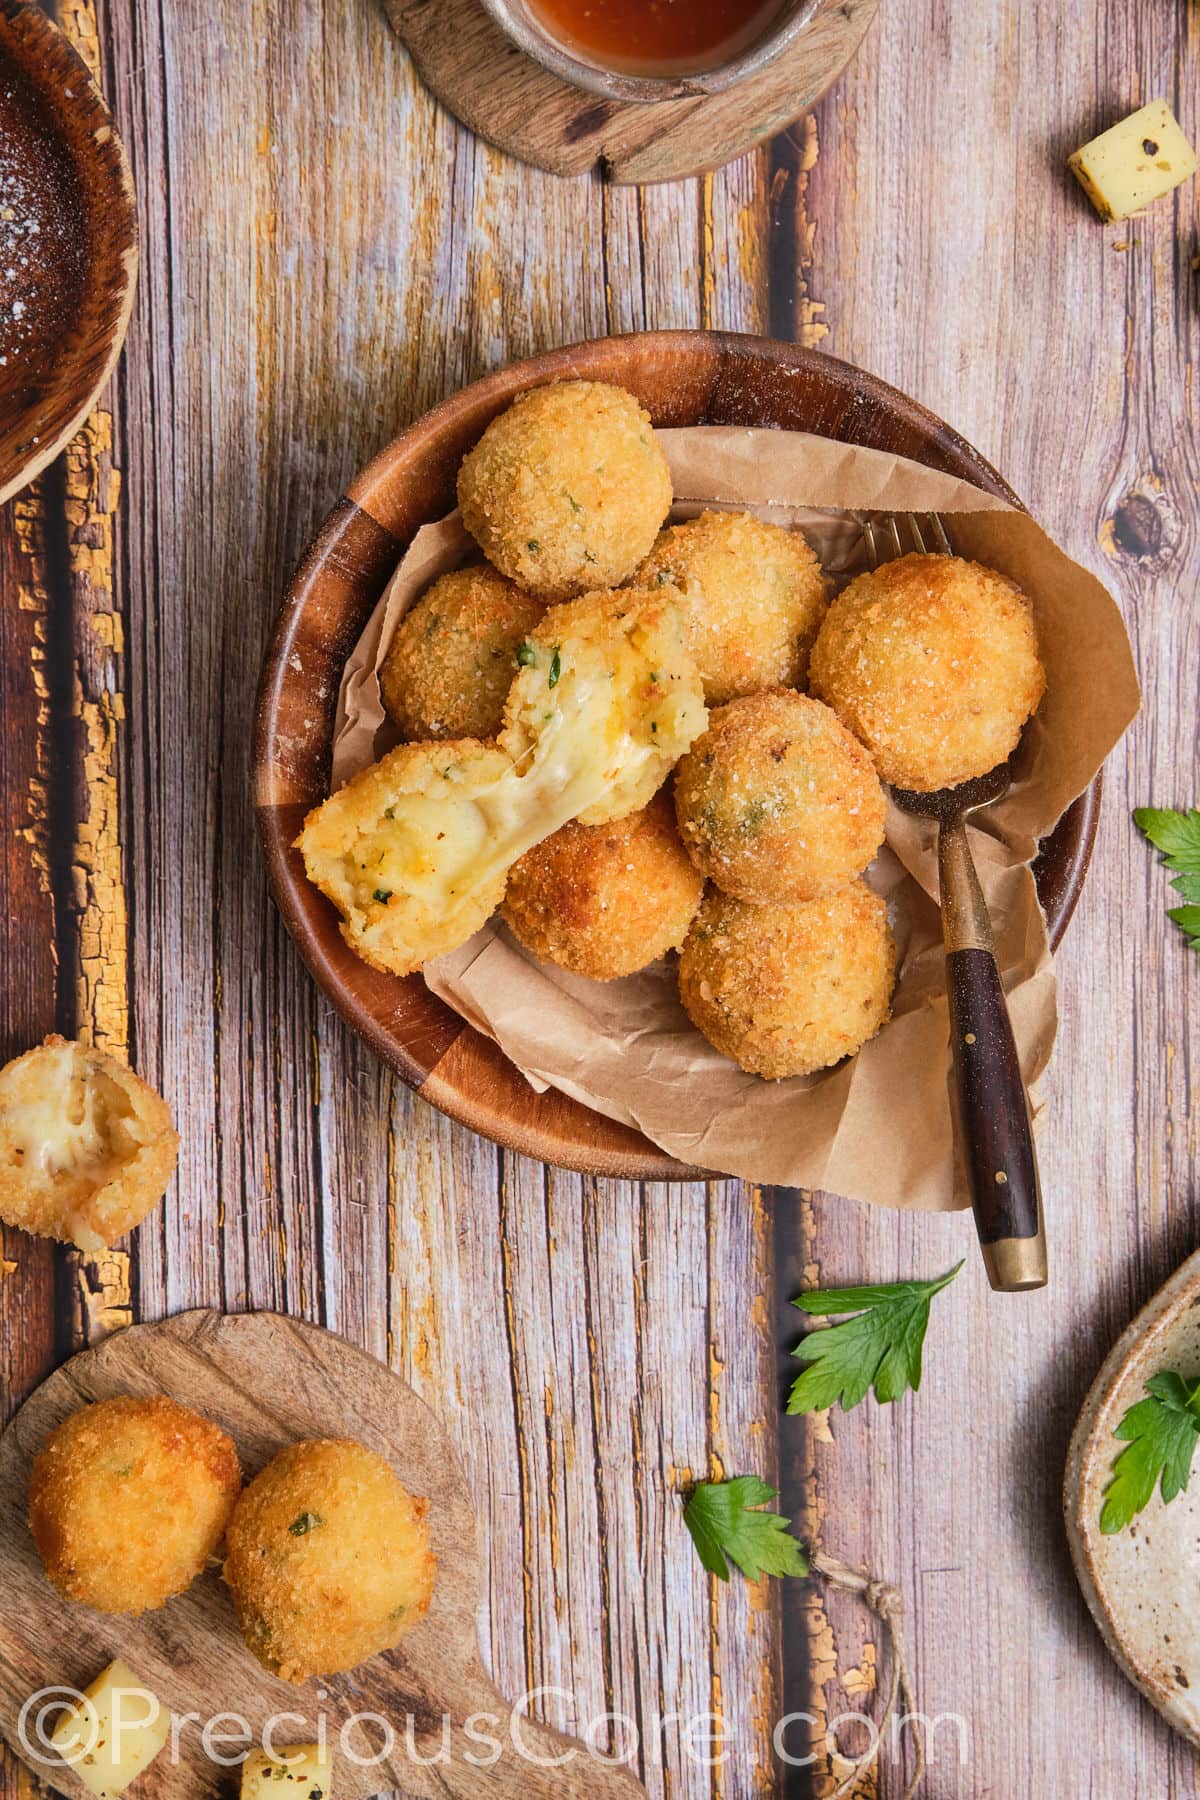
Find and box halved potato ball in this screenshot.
[296,739,515,977]
[809,553,1046,792]
[0,1035,179,1252]
[457,380,673,599]
[674,691,886,905]
[632,510,829,703]
[502,791,705,980]
[500,585,707,825]
[380,564,544,741]
[678,883,896,1079]
[224,1439,437,1683]
[29,1396,242,1616]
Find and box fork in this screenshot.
[861,512,1047,1294]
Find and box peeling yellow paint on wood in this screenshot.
[75,1254,133,1340]
[56,0,101,78]
[791,115,829,350]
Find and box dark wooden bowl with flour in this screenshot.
[0,0,137,504]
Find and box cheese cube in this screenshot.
[241,1744,333,1800]
[48,1660,170,1800]
[1069,99,1198,221]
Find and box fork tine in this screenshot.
[863,511,954,569]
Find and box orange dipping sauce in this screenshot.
[527,0,790,77]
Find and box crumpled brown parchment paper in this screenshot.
[329,428,1140,1208]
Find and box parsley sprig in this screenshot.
[683,1476,808,1582]
[1134,806,1200,949]
[1100,1372,1200,1534]
[787,1264,962,1414]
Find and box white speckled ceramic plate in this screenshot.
[1065,1248,1200,1745]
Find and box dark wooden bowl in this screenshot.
[254,332,1100,1181]
[0,0,137,504]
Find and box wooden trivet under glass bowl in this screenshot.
[382,0,879,184]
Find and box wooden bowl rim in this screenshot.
[0,0,138,505]
[255,329,1102,1182]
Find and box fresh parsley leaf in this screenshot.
[1135,807,1200,950]
[1100,1372,1200,1534]
[1133,807,1200,871]
[548,646,561,688]
[683,1476,808,1582]
[1167,905,1200,948]
[787,1263,962,1414]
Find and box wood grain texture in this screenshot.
[0,1311,644,1798]
[383,0,878,185]
[0,1,1194,1798]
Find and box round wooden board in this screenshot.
[0,1311,644,1800]
[254,329,1101,1183]
[1064,1250,1200,1750]
[382,0,879,184]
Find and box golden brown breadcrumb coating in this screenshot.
[633,510,829,704]
[809,553,1045,792]
[457,380,673,599]
[0,1036,178,1252]
[502,791,705,980]
[29,1396,241,1616]
[678,883,896,1079]
[224,1439,436,1683]
[380,564,545,741]
[674,691,886,905]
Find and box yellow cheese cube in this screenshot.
[48,1660,170,1800]
[1069,99,1199,221]
[241,1744,333,1800]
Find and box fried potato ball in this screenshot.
[301,589,706,977]
[809,553,1046,792]
[502,791,705,980]
[678,882,896,1079]
[632,510,829,704]
[224,1439,436,1683]
[380,564,545,741]
[674,691,886,905]
[0,1036,179,1253]
[29,1396,241,1616]
[296,739,515,977]
[500,585,707,825]
[457,380,673,600]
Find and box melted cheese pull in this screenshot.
[298,586,707,976]
[0,1037,179,1252]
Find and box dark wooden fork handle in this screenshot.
[939,820,1047,1291]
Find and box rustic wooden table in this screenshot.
[2,0,1197,1794]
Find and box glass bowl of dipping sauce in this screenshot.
[478,0,822,101]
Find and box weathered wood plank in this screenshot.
[790,2,1200,1792]
[4,0,1195,1793]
